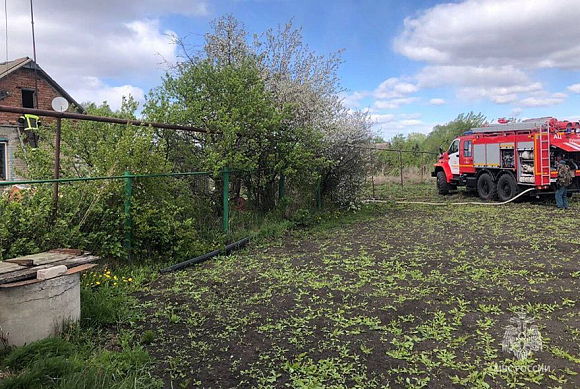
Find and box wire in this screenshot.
[30,0,38,108]
[4,0,7,61]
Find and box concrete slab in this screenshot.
[0,273,80,348]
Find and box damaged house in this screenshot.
[0,57,82,181]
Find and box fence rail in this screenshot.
[368,148,439,198]
[0,168,310,260]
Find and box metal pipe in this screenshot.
[0,105,219,135]
[361,146,438,155]
[52,117,61,218]
[159,237,250,273]
[123,171,133,260]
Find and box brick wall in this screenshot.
[0,68,66,124]
[0,68,75,181]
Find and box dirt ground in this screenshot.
[134,197,580,388]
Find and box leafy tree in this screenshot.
[146,15,371,208]
[3,99,214,260]
[422,112,486,153]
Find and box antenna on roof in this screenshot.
[30,0,38,108]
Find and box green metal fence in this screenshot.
[0,168,319,259]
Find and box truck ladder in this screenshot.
[538,123,551,186]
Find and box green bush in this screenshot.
[0,357,82,389]
[80,286,132,328]
[0,336,160,389]
[2,337,74,371]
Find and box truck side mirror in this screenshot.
[439,146,443,155]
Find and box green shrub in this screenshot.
[292,209,314,227]
[0,337,160,389]
[2,337,74,371]
[0,357,82,389]
[140,330,156,345]
[80,286,132,328]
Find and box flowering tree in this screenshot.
[145,15,372,208]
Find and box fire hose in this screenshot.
[365,187,537,206]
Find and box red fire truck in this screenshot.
[432,117,580,200]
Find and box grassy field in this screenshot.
[2,182,580,388]
[133,184,580,388]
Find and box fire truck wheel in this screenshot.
[436,171,450,195]
[497,174,518,201]
[477,173,497,201]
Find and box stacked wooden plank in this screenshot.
[0,249,99,287]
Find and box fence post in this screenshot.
[399,150,404,189]
[371,151,375,198]
[279,172,285,200]
[222,167,230,234]
[420,152,424,182]
[123,171,133,259]
[52,117,62,220]
[316,178,322,210]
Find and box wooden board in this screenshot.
[66,263,96,275]
[0,263,96,288]
[0,261,27,274]
[3,252,77,267]
[0,255,99,285]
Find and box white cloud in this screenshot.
[394,0,580,70]
[374,97,419,110]
[370,114,396,125]
[519,93,567,108]
[567,84,580,94]
[491,94,518,104]
[370,114,434,138]
[339,91,368,109]
[373,77,419,99]
[417,66,532,89]
[390,0,580,108]
[399,119,423,126]
[415,65,547,105]
[4,0,208,109]
[429,98,445,105]
[68,77,145,111]
[510,108,524,117]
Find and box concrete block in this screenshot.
[36,265,68,280]
[0,273,80,348]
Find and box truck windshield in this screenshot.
[448,140,459,154]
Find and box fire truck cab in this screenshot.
[432,118,580,201]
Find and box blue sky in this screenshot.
[4,0,580,140]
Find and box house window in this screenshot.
[21,89,35,108]
[0,142,6,180]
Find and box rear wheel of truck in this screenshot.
[477,173,497,201]
[497,174,518,202]
[436,171,450,195]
